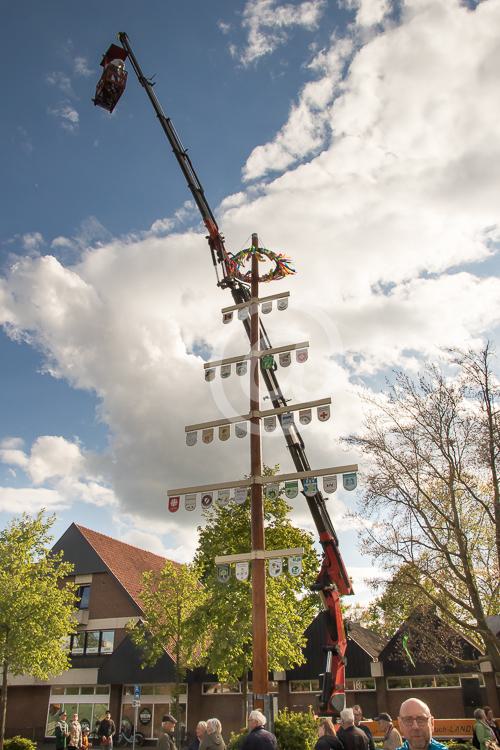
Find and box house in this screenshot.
[5,524,500,743]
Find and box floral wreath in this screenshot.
[228,245,295,284]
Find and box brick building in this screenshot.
[4,524,500,742]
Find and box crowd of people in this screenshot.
[54,700,499,750]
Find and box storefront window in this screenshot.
[46,694,110,737]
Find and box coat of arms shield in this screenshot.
[269,558,283,578]
[296,348,309,364]
[277,297,288,311]
[302,477,318,497]
[236,361,248,376]
[317,405,331,422]
[168,496,180,513]
[235,562,249,581]
[343,472,357,491]
[185,493,196,511]
[217,564,230,583]
[299,409,312,425]
[323,475,338,494]
[202,428,214,444]
[201,492,213,508]
[279,351,291,367]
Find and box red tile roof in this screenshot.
[74,524,178,611]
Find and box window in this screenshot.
[387,674,477,690]
[70,631,115,657]
[248,682,279,694]
[46,696,110,737]
[76,585,90,610]
[387,677,411,690]
[435,675,460,687]
[202,683,241,694]
[289,679,320,693]
[346,678,376,691]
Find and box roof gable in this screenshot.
[54,523,174,611]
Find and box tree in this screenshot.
[349,346,500,670]
[192,469,321,722]
[126,561,206,739]
[0,513,76,750]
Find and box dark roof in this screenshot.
[98,632,177,685]
[75,524,175,610]
[347,621,387,659]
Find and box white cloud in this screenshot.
[22,232,44,251]
[45,71,75,97]
[48,102,79,132]
[51,236,75,249]
[1,0,500,560]
[236,0,327,66]
[345,0,392,28]
[0,486,67,513]
[74,56,93,77]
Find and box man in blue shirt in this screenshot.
[397,699,447,750]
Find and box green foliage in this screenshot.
[3,737,36,750]
[192,466,321,682]
[127,560,207,723]
[227,729,247,750]
[0,512,77,748]
[274,708,318,750]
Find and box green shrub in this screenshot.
[274,708,318,750]
[445,743,473,750]
[4,737,36,750]
[227,729,247,750]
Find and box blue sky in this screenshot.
[1,0,500,605]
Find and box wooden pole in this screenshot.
[250,232,269,709]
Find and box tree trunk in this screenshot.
[0,658,9,750]
[241,670,249,729]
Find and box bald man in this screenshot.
[397,699,446,750]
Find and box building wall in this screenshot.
[89,573,139,620]
[5,686,50,740]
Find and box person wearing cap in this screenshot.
[158,714,177,750]
[374,713,402,750]
[55,711,69,750]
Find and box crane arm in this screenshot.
[100,32,353,714]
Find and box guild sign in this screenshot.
[238,307,249,321]
[205,368,216,382]
[261,301,273,314]
[285,480,298,499]
[281,412,294,429]
[217,489,230,506]
[217,564,231,584]
[234,486,248,504]
[236,361,248,376]
[168,496,180,513]
[235,422,247,438]
[343,472,357,491]
[296,348,308,363]
[201,492,213,508]
[266,483,279,501]
[235,561,249,581]
[219,424,231,441]
[323,475,337,494]
[288,555,302,576]
[269,558,283,578]
[302,477,318,497]
[264,415,277,432]
[299,409,312,425]
[277,297,288,311]
[222,312,233,324]
[221,364,231,379]
[185,493,196,511]
[202,428,214,444]
[317,405,331,422]
[261,354,275,371]
[186,431,197,447]
[279,351,291,367]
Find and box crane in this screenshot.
[93,32,353,714]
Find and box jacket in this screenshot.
[68,720,82,748]
[358,725,375,750]
[98,720,116,739]
[337,726,369,750]
[474,721,495,750]
[240,726,278,750]
[383,726,402,750]
[55,720,69,750]
[157,731,177,750]
[315,736,345,750]
[199,732,226,750]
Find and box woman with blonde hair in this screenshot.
[199,718,226,750]
[316,718,344,750]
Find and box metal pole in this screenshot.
[249,232,269,710]
[132,704,138,750]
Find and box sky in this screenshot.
[1,0,499,606]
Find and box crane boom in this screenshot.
[100,32,353,713]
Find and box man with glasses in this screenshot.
[398,699,446,750]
